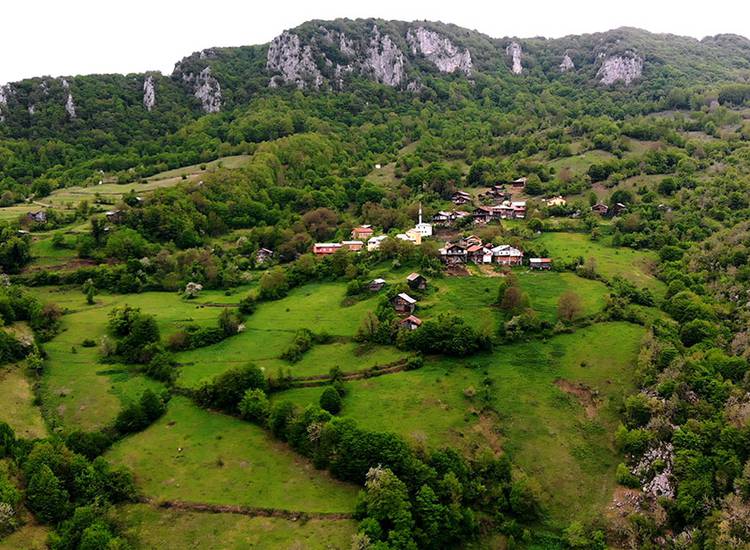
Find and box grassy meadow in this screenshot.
[272,321,645,526]
[118,504,356,550]
[532,232,665,297]
[106,397,358,513]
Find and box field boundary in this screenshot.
[141,497,353,520]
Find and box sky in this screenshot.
[2,0,750,83]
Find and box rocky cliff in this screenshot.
[597,53,643,85]
[506,41,523,74]
[143,76,156,111]
[406,27,472,75]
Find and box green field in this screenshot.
[176,282,381,388]
[0,365,47,440]
[0,523,49,550]
[106,397,358,513]
[38,288,230,431]
[273,322,645,526]
[118,504,356,550]
[533,232,666,297]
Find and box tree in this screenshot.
[557,291,582,323]
[26,465,69,523]
[239,389,270,424]
[258,268,289,300]
[500,286,525,316]
[319,386,343,415]
[82,278,96,305]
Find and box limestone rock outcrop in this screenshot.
[560,53,575,72]
[267,31,324,89]
[365,25,406,87]
[143,76,156,111]
[182,67,222,113]
[61,79,76,119]
[597,53,643,85]
[406,27,472,74]
[506,41,523,74]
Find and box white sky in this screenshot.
[2,0,750,83]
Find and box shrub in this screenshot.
[280,329,314,363]
[238,389,271,424]
[320,387,343,415]
[26,465,69,523]
[195,364,267,412]
[616,463,641,488]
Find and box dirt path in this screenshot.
[140,497,352,520]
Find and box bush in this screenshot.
[319,387,343,415]
[238,389,271,424]
[616,463,641,488]
[26,465,69,523]
[400,315,491,357]
[195,364,267,412]
[280,329,314,362]
[81,339,96,348]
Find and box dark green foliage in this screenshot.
[400,314,491,357]
[26,465,69,523]
[280,329,314,363]
[319,386,343,415]
[64,431,113,460]
[194,363,267,412]
[107,305,160,363]
[238,388,271,424]
[114,390,167,435]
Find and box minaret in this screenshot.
[418,203,423,225]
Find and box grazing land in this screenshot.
[106,397,358,513]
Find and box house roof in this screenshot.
[407,272,424,281]
[396,293,417,304]
[371,278,386,284]
[257,248,273,254]
[341,240,363,245]
[530,257,552,263]
[315,243,342,248]
[401,315,422,326]
[467,244,485,253]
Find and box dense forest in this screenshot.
[1,17,750,550]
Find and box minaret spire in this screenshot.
[418,203,422,225]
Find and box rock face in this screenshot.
[267,31,324,89]
[143,76,156,111]
[597,53,643,85]
[182,67,222,113]
[560,53,575,72]
[364,25,406,87]
[61,79,76,119]
[406,27,472,74]
[0,85,8,122]
[506,41,523,74]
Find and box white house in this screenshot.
[412,204,433,237]
[367,235,388,251]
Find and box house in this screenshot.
[510,177,527,190]
[462,235,483,247]
[399,315,422,331]
[369,278,386,292]
[612,202,629,216]
[491,245,524,266]
[544,196,567,207]
[27,211,47,224]
[467,244,492,264]
[351,225,374,240]
[397,231,421,245]
[313,243,342,255]
[472,206,495,224]
[451,191,472,205]
[255,247,274,264]
[105,209,123,223]
[367,235,388,251]
[510,201,527,219]
[407,272,427,291]
[529,258,553,270]
[439,243,468,265]
[432,211,455,226]
[591,203,609,215]
[341,240,364,252]
[392,293,417,314]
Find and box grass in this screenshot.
[118,503,356,550]
[106,397,358,513]
[533,232,666,298]
[0,523,49,549]
[37,287,230,431]
[176,282,381,388]
[515,271,609,323]
[548,149,615,177]
[0,365,47,440]
[272,322,645,527]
